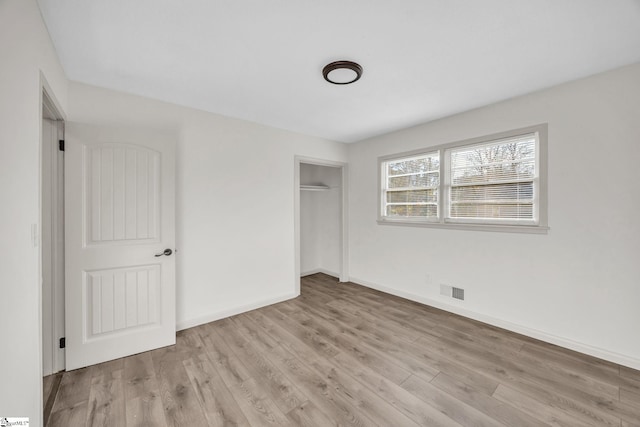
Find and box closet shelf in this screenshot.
[300,184,330,191]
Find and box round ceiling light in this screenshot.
[322,60,363,85]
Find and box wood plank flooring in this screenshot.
[45,273,640,426]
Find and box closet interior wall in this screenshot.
[300,163,342,278]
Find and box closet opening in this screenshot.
[294,157,348,294]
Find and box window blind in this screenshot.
[447,133,537,222]
[383,152,439,219]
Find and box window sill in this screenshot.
[377,219,549,234]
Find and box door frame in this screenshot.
[294,156,349,294]
[40,76,67,378]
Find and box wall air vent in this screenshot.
[452,287,465,300]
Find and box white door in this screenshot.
[65,123,176,370]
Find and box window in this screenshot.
[379,124,548,233]
[382,152,440,220]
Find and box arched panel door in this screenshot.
[65,123,176,370]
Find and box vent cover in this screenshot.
[452,287,465,300]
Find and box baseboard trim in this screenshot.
[176,291,298,331]
[301,268,340,279]
[349,276,640,370]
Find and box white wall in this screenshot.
[300,163,342,277]
[347,63,640,368]
[67,83,348,330]
[0,0,69,424]
[300,165,320,273]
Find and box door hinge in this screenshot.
[58,139,65,152]
[59,337,66,349]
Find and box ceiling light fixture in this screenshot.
[322,60,363,85]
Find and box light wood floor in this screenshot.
[45,273,640,426]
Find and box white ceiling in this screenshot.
[37,0,640,143]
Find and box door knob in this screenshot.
[155,248,173,257]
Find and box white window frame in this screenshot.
[378,124,549,234]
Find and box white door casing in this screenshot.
[65,123,176,370]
